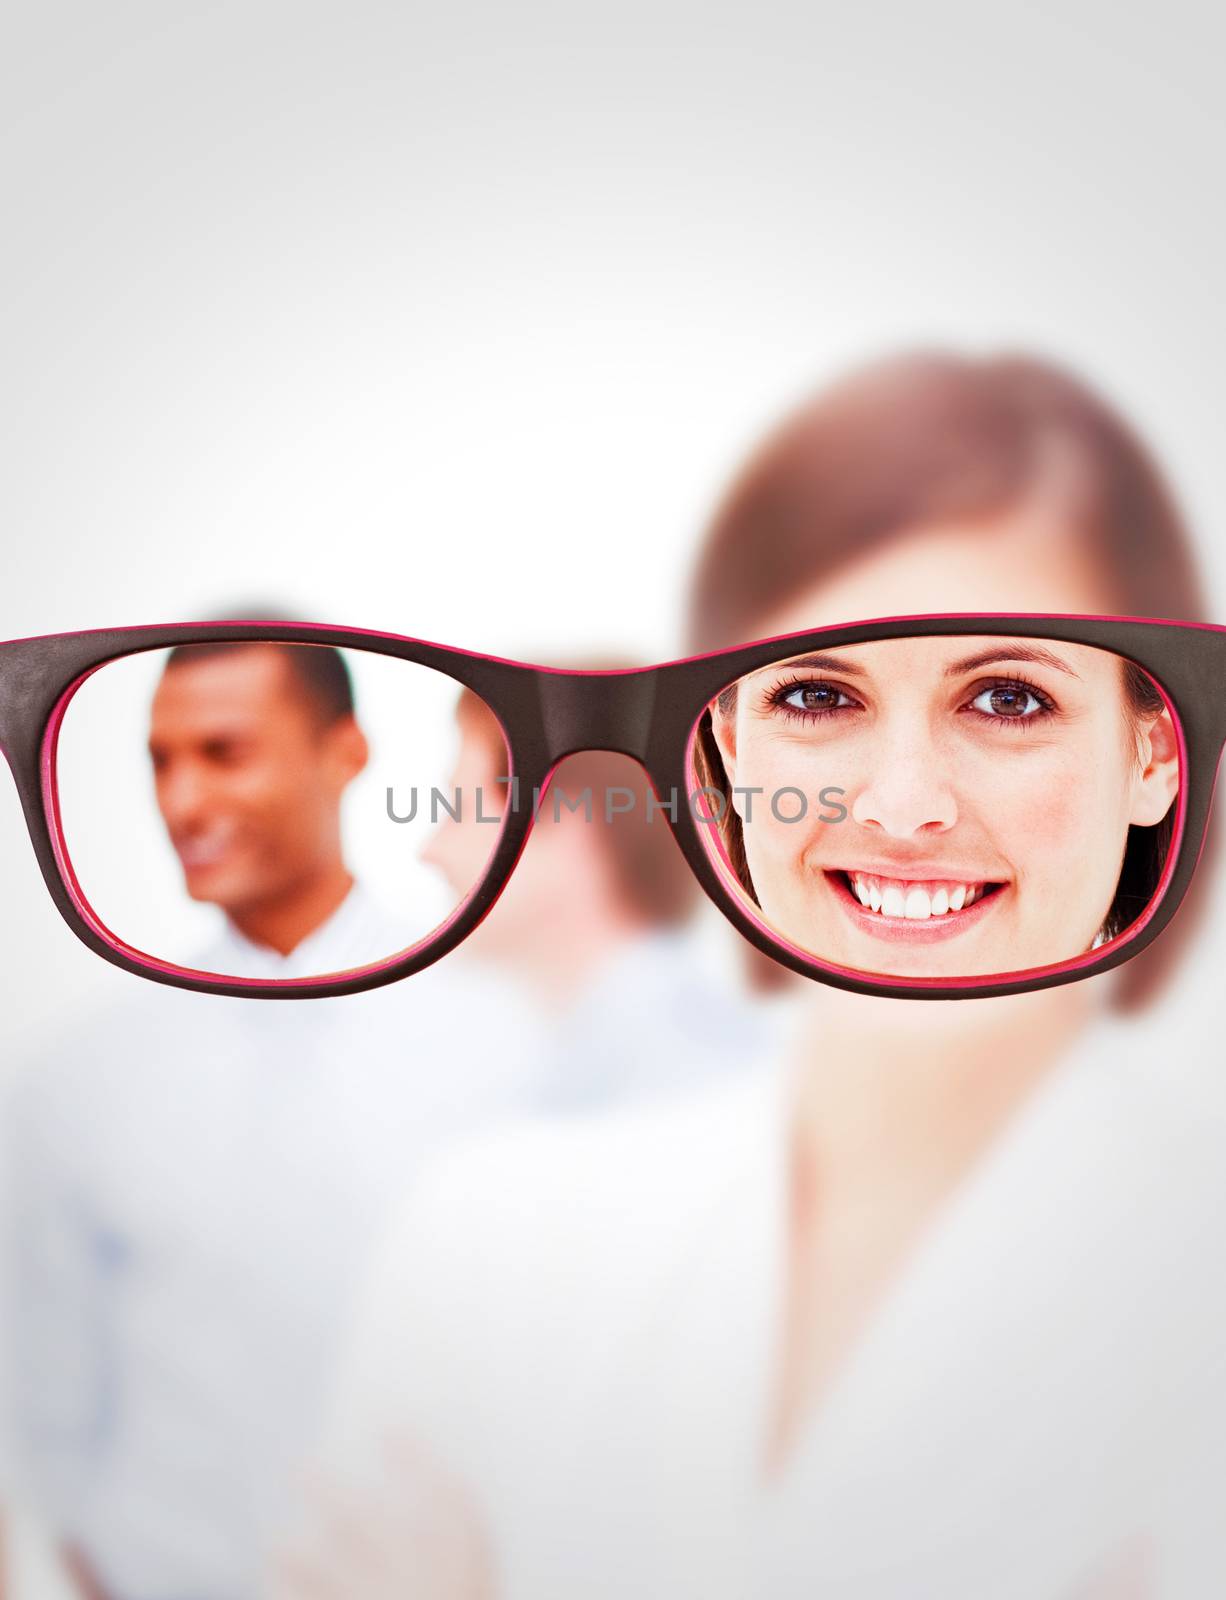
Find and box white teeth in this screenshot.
[904,888,931,920]
[881,885,906,917]
[845,872,993,918]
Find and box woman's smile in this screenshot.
[823,865,1010,944]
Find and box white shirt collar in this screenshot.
[198,879,412,981]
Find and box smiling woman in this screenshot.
[254,351,1225,1600]
[693,630,1180,980]
[688,349,1213,1007]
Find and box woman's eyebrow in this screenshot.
[766,642,1081,680]
[943,643,1081,678]
[770,651,867,676]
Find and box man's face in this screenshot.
[148,645,362,916]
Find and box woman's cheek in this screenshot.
[1003,754,1118,937]
[740,741,834,837]
[979,747,1086,852]
[734,740,820,892]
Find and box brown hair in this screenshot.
[686,350,1214,1011]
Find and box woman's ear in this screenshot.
[1129,707,1180,827]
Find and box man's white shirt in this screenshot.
[0,882,545,1600]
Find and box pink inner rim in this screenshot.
[683,645,1191,992]
[41,651,522,990]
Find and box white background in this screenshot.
[2,4,1224,1591]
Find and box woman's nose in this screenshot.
[849,725,958,838]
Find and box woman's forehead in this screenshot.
[752,509,1119,640]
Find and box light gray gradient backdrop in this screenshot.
[2,0,1224,1044]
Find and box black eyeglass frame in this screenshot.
[1,614,1222,1001]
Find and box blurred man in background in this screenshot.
[146,635,412,973]
[0,637,783,1600]
[150,637,371,965]
[0,618,545,1600]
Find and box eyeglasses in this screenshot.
[2,614,1222,1001]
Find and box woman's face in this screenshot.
[707,510,1181,980]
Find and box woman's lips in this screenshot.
[824,868,1007,943]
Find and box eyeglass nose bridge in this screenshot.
[536,667,659,765]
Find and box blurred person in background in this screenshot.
[0,614,547,1600]
[277,350,1226,1600]
[422,675,791,1112]
[0,633,783,1600]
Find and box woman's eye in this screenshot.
[969,683,1048,720]
[779,682,854,715]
